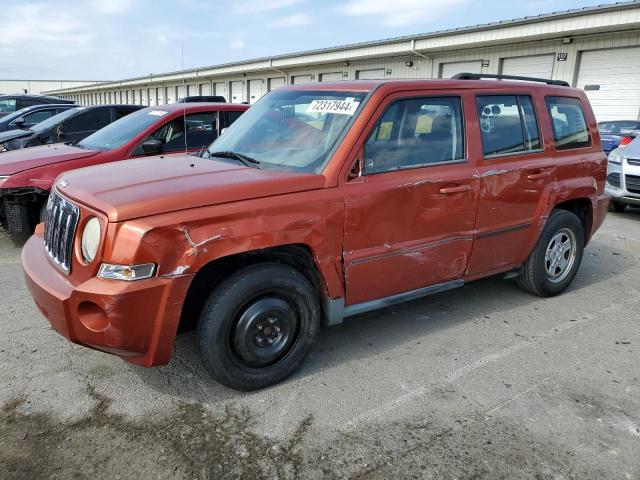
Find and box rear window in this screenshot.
[545,97,591,150]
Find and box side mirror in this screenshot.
[220,127,228,136]
[141,139,163,155]
[12,117,26,127]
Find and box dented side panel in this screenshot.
[106,188,347,301]
[342,162,480,306]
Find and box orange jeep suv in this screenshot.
[22,74,609,390]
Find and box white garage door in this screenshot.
[230,81,243,103]
[320,72,343,82]
[268,77,285,91]
[248,79,264,104]
[440,61,482,79]
[214,82,226,100]
[200,83,211,96]
[177,85,187,101]
[502,54,555,79]
[292,75,313,84]
[356,69,385,80]
[576,47,640,121]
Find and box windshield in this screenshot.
[207,89,367,173]
[77,108,169,151]
[598,121,640,134]
[31,108,82,133]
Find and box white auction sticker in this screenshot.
[306,99,360,116]
[148,110,169,117]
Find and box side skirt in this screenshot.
[325,279,464,326]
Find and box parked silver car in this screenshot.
[606,137,640,212]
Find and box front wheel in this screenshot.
[197,263,320,391]
[516,210,585,297]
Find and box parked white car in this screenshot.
[606,137,640,212]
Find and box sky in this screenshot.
[0,0,619,81]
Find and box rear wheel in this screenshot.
[609,200,627,213]
[197,263,320,391]
[516,210,585,297]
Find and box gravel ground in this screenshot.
[1,211,639,479]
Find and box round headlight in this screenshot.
[81,217,101,263]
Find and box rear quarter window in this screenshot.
[545,97,591,150]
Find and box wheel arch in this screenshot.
[177,243,330,334]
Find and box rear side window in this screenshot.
[545,97,591,150]
[476,95,541,157]
[65,109,111,133]
[364,96,465,174]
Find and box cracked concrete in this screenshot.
[2,211,640,479]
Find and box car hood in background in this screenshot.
[0,129,34,145]
[0,143,100,175]
[59,154,326,222]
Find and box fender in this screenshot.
[103,188,347,301]
[526,175,598,258]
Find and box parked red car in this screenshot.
[0,103,248,232]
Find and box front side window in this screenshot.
[364,96,465,174]
[185,112,218,149]
[545,97,591,150]
[207,90,367,173]
[476,95,541,157]
[23,110,56,125]
[0,98,17,113]
[132,112,218,154]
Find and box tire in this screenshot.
[516,210,585,297]
[197,263,320,391]
[609,200,627,213]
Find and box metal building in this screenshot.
[46,1,640,121]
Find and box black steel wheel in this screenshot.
[198,263,320,391]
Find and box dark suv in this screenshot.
[0,94,74,117]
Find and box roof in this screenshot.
[143,103,250,113]
[45,0,640,94]
[281,78,579,92]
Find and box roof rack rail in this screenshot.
[451,72,570,87]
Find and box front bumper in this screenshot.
[605,159,640,206]
[21,231,194,366]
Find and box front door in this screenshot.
[342,93,480,306]
[465,93,555,277]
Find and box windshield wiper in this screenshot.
[209,150,260,168]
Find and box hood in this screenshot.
[58,155,327,222]
[0,128,33,144]
[0,143,100,175]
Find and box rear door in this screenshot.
[342,91,479,305]
[466,92,554,277]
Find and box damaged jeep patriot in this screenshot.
[22,75,609,390]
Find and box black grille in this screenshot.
[44,192,79,274]
[626,174,640,194]
[627,158,640,166]
[607,173,621,188]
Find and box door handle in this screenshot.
[439,184,471,194]
[526,170,552,180]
